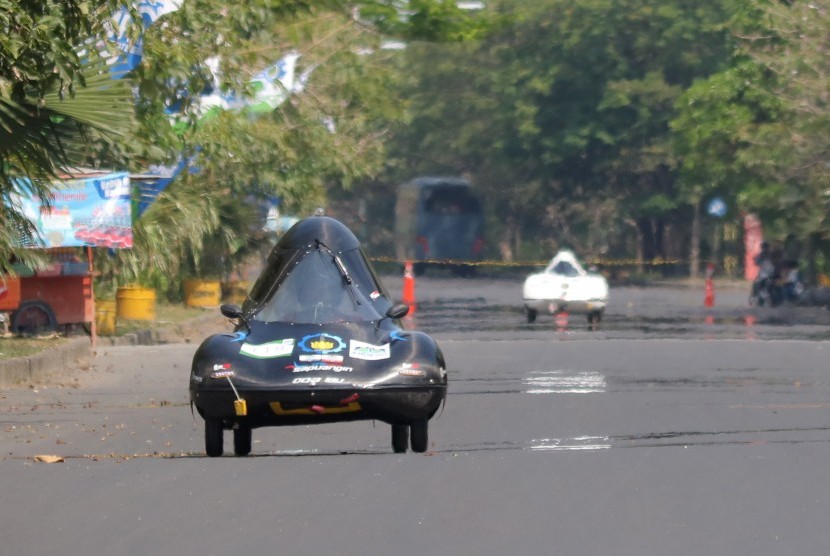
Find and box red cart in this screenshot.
[1,251,95,337]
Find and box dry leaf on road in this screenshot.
[34,455,65,463]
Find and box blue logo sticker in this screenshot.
[298,333,346,354]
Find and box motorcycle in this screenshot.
[749,260,804,307]
[782,263,806,303]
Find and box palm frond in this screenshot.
[37,62,136,136]
[0,59,135,178]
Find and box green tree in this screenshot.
[382,0,736,272]
[0,1,135,273]
[732,0,830,279]
[671,55,783,276]
[95,1,487,291]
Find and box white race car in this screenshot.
[522,250,609,325]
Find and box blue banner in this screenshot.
[108,1,182,76]
[8,173,133,249]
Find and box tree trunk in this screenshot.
[637,219,656,261]
[625,219,644,274]
[514,224,522,261]
[690,198,701,279]
[498,214,521,263]
[807,232,819,286]
[712,222,722,274]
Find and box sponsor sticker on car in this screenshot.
[299,354,344,363]
[290,364,354,373]
[291,376,348,385]
[398,363,425,377]
[299,333,346,355]
[240,338,295,359]
[349,340,390,360]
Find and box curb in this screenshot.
[1,312,227,390]
[0,337,92,389]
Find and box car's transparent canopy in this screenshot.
[248,244,391,324]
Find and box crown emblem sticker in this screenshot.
[298,333,346,355]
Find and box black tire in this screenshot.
[392,424,409,453]
[233,426,252,456]
[453,264,476,278]
[410,419,429,453]
[205,418,224,457]
[11,300,57,336]
[526,307,537,323]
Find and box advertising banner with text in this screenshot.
[8,172,132,249]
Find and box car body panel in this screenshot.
[190,323,446,427]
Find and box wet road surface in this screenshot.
[394,275,830,341]
[2,277,830,555]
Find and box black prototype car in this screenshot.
[190,216,447,456]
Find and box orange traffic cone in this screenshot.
[704,263,715,307]
[403,261,416,315]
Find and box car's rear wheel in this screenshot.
[392,424,408,453]
[205,418,224,457]
[233,426,252,456]
[525,307,537,323]
[410,419,429,453]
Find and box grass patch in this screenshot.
[0,303,215,360]
[112,303,214,336]
[0,334,70,359]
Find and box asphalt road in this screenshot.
[2,276,830,555]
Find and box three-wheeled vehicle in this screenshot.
[522,249,609,326]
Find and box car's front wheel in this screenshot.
[205,418,224,457]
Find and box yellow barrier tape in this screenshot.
[368,256,684,268]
